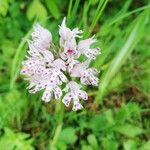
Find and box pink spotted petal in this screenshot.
[78,90,88,100]
[42,50,54,62]
[72,101,83,111]
[28,85,44,93]
[42,87,52,102]
[80,76,91,85]
[53,86,62,99]
[89,76,99,86]
[62,93,72,107]
[51,58,66,71]
[78,35,96,51]
[32,24,52,45]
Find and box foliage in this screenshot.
[0,128,34,150]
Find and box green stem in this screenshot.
[50,103,64,149]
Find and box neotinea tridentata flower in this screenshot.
[20,17,101,111]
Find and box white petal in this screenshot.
[59,17,82,53]
[42,50,54,62]
[85,48,100,59]
[67,59,79,72]
[59,17,70,40]
[78,90,88,100]
[78,35,96,51]
[28,85,44,93]
[88,68,99,75]
[32,24,52,44]
[60,40,78,60]
[35,66,45,75]
[77,36,101,59]
[30,40,47,51]
[72,100,83,111]
[72,28,83,38]
[28,41,42,58]
[89,76,99,86]
[53,86,62,99]
[70,61,88,77]
[20,67,28,75]
[68,81,80,93]
[51,58,66,71]
[62,93,72,107]
[42,87,52,102]
[65,38,77,51]
[23,58,44,68]
[70,65,82,77]
[41,68,52,78]
[80,76,91,85]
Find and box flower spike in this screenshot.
[21,17,101,111]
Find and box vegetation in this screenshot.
[0,0,150,149]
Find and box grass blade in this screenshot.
[89,0,109,34]
[67,0,73,21]
[95,9,149,103]
[10,30,32,90]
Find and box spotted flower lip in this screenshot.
[42,85,62,102]
[70,59,99,86]
[21,17,101,111]
[62,81,88,111]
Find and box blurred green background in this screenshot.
[0,0,150,149]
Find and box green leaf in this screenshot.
[115,103,140,123]
[102,138,118,150]
[140,141,150,150]
[87,134,99,150]
[89,114,108,132]
[0,90,30,128]
[56,141,67,150]
[0,128,34,150]
[45,0,60,19]
[113,124,143,137]
[123,140,137,150]
[89,110,114,132]
[107,72,123,92]
[0,0,9,16]
[58,127,77,144]
[81,145,93,150]
[26,0,47,21]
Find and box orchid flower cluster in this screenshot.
[21,18,101,111]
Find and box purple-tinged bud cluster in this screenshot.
[21,17,101,111]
